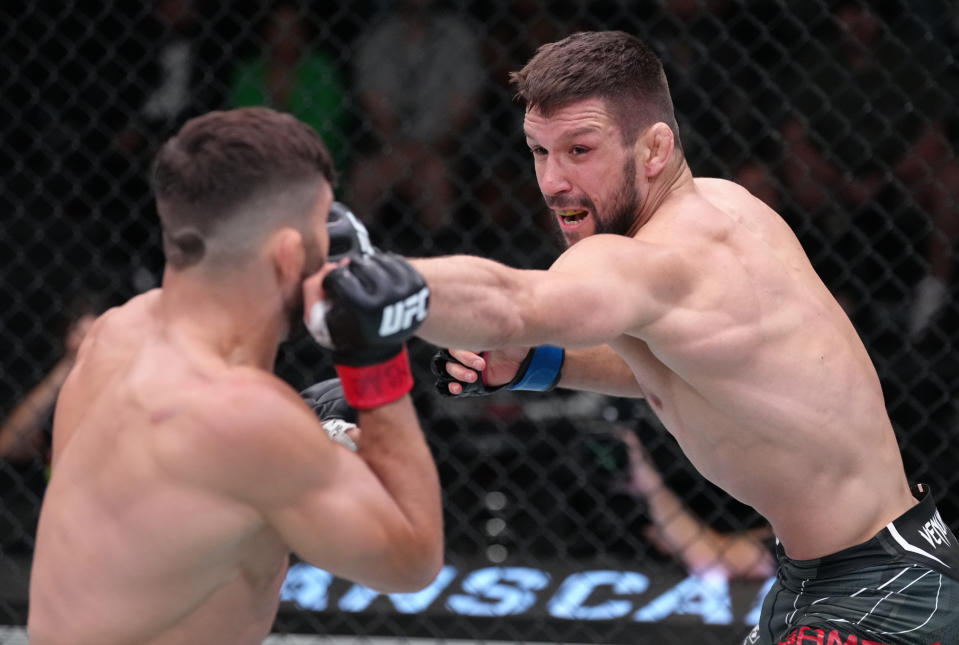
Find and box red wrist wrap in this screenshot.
[335,347,414,410]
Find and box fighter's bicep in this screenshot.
[169,380,432,590]
[219,390,420,588]
[524,275,636,347]
[530,238,678,346]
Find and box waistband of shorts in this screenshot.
[776,483,959,580]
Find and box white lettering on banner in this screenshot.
[280,564,334,610]
[547,570,649,620]
[917,511,951,549]
[379,288,429,337]
[633,573,733,625]
[278,563,778,626]
[338,566,458,613]
[447,567,550,617]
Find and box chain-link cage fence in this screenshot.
[2,1,958,643]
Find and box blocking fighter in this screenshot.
[28,107,443,645]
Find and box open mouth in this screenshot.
[556,209,588,225]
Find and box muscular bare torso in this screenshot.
[29,291,289,645]
[614,178,915,559]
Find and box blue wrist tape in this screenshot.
[506,345,565,391]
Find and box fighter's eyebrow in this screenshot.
[525,126,602,145]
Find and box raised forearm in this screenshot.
[647,489,774,578]
[356,396,444,589]
[640,481,734,575]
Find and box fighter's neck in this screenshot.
[629,155,694,236]
[158,274,283,370]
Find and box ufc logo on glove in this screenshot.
[305,252,430,409]
[379,287,429,336]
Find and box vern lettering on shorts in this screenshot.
[379,288,430,337]
[917,510,951,550]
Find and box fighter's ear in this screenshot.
[640,122,674,178]
[270,227,305,287]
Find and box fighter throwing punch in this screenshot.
[28,107,443,645]
[397,31,956,644]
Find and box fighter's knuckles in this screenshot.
[447,362,478,382]
[449,348,485,371]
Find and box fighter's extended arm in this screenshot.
[322,206,647,398]
[410,234,681,351]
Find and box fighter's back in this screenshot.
[609,177,915,559]
[29,291,288,645]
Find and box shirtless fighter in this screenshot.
[28,107,443,645]
[353,31,958,644]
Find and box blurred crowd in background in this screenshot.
[1,0,957,603]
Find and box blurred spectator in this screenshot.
[463,0,575,268]
[779,2,959,536]
[0,304,97,552]
[347,0,484,250]
[780,2,959,339]
[480,0,569,90]
[113,0,221,157]
[614,427,775,581]
[91,0,226,291]
[0,314,93,462]
[643,0,790,178]
[645,0,735,177]
[735,161,782,213]
[628,0,793,274]
[230,3,349,171]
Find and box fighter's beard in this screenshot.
[549,155,642,247]
[598,154,641,238]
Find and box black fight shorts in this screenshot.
[743,484,959,645]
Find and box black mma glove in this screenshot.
[307,253,429,409]
[300,378,358,424]
[431,345,565,398]
[300,378,358,451]
[327,201,375,261]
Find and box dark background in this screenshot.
[2,1,957,642]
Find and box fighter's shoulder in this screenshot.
[196,368,312,435]
[693,176,754,198]
[550,233,688,277]
[88,289,161,338]
[551,234,639,264]
[692,177,772,220]
[159,370,308,451]
[154,369,323,485]
[65,291,159,370]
